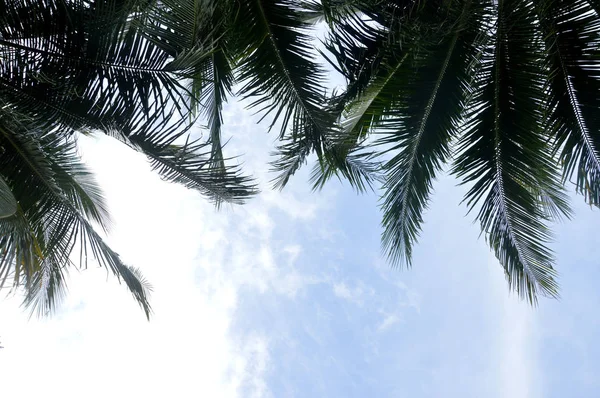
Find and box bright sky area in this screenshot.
[1,95,599,397]
[2,39,600,396]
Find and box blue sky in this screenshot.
[1,83,600,398]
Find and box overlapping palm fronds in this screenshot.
[4,0,600,313]
[312,0,600,302]
[0,109,153,317]
[0,0,256,316]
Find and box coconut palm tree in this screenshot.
[6,0,597,314]
[0,0,260,317]
[0,0,345,316]
[0,115,155,317]
[140,0,587,303]
[308,0,600,302]
[139,0,342,186]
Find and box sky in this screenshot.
[2,65,600,398]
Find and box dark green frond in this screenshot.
[453,0,562,302]
[234,0,335,187]
[43,134,113,232]
[270,137,313,190]
[0,114,152,317]
[115,126,259,206]
[0,0,193,142]
[21,255,69,318]
[537,0,600,206]
[325,0,486,267]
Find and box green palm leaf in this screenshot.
[537,0,600,206]
[374,0,488,267]
[0,0,185,135]
[1,0,257,204]
[133,0,256,203]
[310,145,382,193]
[453,0,564,302]
[0,114,152,317]
[233,0,335,188]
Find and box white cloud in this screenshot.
[234,334,272,398]
[0,97,326,398]
[377,313,401,332]
[332,281,372,306]
[333,282,353,301]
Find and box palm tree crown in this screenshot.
[311,0,600,303]
[2,0,600,315]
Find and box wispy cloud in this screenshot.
[332,281,370,306]
[377,313,401,332]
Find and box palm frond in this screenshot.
[20,254,69,318]
[0,115,152,317]
[453,0,562,302]
[233,0,335,187]
[0,0,190,138]
[113,123,258,206]
[310,145,382,193]
[315,0,485,266]
[317,0,389,103]
[537,0,600,206]
[377,0,487,267]
[43,134,113,232]
[134,0,256,201]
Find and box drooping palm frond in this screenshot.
[315,0,389,109]
[192,2,236,173]
[138,0,234,171]
[0,0,183,136]
[310,0,578,302]
[232,0,337,188]
[0,112,152,317]
[306,0,409,193]
[0,0,257,205]
[19,253,69,318]
[315,0,488,266]
[126,130,258,206]
[0,0,260,317]
[452,0,567,302]
[311,0,456,196]
[42,134,113,232]
[375,0,490,267]
[133,0,257,204]
[536,0,600,206]
[310,144,382,193]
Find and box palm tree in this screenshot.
[307,0,600,303]
[5,0,597,314]
[0,117,154,317]
[0,0,342,316]
[138,0,589,303]
[0,0,260,316]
